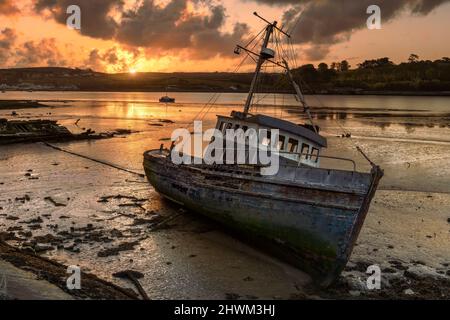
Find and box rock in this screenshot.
[15,195,31,202]
[382,267,397,274]
[7,226,23,232]
[158,119,175,124]
[97,241,139,257]
[349,290,361,297]
[24,216,43,224]
[113,270,144,279]
[34,244,53,252]
[0,232,20,241]
[404,265,447,280]
[34,234,59,244]
[44,196,66,207]
[19,231,32,238]
[403,289,415,295]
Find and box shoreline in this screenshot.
[0,241,138,300]
[2,90,450,97]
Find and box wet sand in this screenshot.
[1,97,450,299]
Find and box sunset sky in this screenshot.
[0,0,449,73]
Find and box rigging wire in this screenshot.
[182,28,266,130]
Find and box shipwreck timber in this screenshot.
[0,118,119,145]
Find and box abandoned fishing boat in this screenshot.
[143,13,383,286]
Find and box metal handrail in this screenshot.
[278,151,357,171]
[199,147,357,171]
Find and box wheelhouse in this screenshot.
[214,111,327,168]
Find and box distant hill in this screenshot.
[0,67,257,92]
[1,56,450,95]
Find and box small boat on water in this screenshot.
[143,13,383,286]
[159,95,175,103]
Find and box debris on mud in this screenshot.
[0,119,137,145]
[113,270,149,300]
[97,241,140,257]
[0,241,138,299]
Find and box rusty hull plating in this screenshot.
[143,148,383,286]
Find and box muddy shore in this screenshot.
[0,241,137,300]
[1,99,449,300]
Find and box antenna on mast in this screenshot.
[253,12,291,38]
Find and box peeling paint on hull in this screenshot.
[143,150,383,286]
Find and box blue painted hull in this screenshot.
[143,150,383,286]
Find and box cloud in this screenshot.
[0,28,17,64]
[85,46,141,72]
[35,0,123,40]
[116,0,249,58]
[15,38,67,67]
[0,0,19,15]
[302,45,330,61]
[249,0,450,60]
[34,0,249,59]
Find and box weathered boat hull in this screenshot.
[143,149,383,286]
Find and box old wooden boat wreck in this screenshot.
[0,118,119,145]
[143,13,383,286]
[0,118,73,144]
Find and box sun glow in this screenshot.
[129,68,137,74]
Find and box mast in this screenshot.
[243,21,276,114]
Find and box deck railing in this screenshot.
[277,151,357,171]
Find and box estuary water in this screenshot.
[1,91,449,299]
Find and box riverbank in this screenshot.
[1,189,449,300]
[0,241,138,300]
[0,100,54,110]
[1,96,449,299]
[2,90,450,97]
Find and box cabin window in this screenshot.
[301,143,310,159]
[311,147,320,163]
[287,138,298,153]
[277,135,286,151]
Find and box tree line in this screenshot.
[288,55,450,93]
